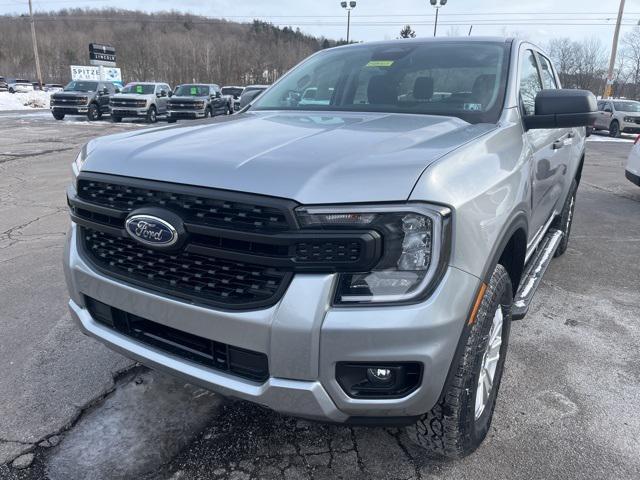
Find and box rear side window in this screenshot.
[538,55,558,89]
[519,49,542,116]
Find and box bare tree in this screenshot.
[399,25,416,38]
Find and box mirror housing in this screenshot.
[159,90,167,97]
[115,87,121,93]
[215,91,221,98]
[524,89,598,130]
[101,87,109,95]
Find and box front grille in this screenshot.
[86,297,269,382]
[168,102,203,110]
[51,96,87,105]
[69,174,382,309]
[110,99,144,108]
[81,228,290,309]
[77,178,290,233]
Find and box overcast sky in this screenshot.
[1,0,639,46]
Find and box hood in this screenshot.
[53,91,92,98]
[82,111,494,204]
[169,95,208,101]
[112,94,154,100]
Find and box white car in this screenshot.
[8,79,34,94]
[625,135,640,187]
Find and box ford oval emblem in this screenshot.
[125,215,178,248]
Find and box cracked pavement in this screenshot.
[0,115,639,479]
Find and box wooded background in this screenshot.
[1,9,639,100]
[0,9,341,86]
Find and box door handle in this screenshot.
[552,140,564,150]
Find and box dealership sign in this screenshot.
[89,43,116,67]
[71,65,122,82]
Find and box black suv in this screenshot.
[51,80,119,121]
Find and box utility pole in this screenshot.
[604,0,626,99]
[28,0,43,87]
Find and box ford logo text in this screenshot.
[125,215,178,248]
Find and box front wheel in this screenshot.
[52,112,65,120]
[87,103,99,121]
[204,107,211,118]
[146,106,157,123]
[406,264,513,458]
[609,120,620,138]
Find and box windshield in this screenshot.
[222,87,243,97]
[614,101,640,113]
[252,41,509,123]
[174,85,210,96]
[121,84,155,95]
[64,81,99,92]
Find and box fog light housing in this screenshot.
[336,362,422,399]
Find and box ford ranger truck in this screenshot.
[64,38,597,458]
[51,80,117,121]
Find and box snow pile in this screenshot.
[0,91,51,110]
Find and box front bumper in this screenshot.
[110,108,148,117]
[64,222,479,421]
[621,121,640,134]
[626,169,640,186]
[167,110,205,119]
[52,106,89,114]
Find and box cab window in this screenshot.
[538,55,558,89]
[519,49,542,116]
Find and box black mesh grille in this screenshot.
[168,101,204,110]
[77,179,290,233]
[295,240,362,264]
[86,297,269,382]
[81,228,290,309]
[110,98,144,107]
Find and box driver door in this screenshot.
[520,48,571,244]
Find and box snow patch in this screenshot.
[0,91,51,110]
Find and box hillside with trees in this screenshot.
[0,9,342,85]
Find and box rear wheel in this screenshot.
[146,106,157,123]
[52,111,65,120]
[609,120,620,138]
[407,264,513,458]
[552,179,577,257]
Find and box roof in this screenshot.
[332,36,514,51]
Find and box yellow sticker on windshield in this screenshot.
[366,60,394,68]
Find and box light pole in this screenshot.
[430,0,448,37]
[341,1,356,43]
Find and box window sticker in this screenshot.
[190,87,197,95]
[135,85,143,94]
[464,103,482,111]
[366,60,394,68]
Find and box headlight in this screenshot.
[624,116,636,123]
[296,203,451,305]
[71,142,92,187]
[137,100,147,108]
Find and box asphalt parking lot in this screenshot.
[0,112,639,480]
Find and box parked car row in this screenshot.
[588,98,640,137]
[48,80,269,123]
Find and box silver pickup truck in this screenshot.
[109,82,172,123]
[64,38,597,458]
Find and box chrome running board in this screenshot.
[512,229,564,320]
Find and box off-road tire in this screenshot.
[87,103,99,121]
[205,107,212,118]
[52,112,65,120]
[111,115,122,123]
[609,120,620,138]
[407,264,513,459]
[146,106,157,123]
[552,179,577,257]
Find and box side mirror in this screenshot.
[215,91,221,98]
[115,87,121,93]
[101,87,109,95]
[168,91,173,97]
[523,89,598,130]
[159,90,167,97]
